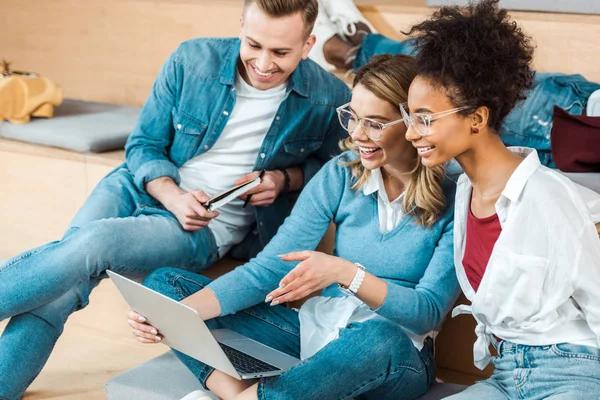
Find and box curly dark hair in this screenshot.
[404,0,535,132]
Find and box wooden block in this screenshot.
[435,294,494,379]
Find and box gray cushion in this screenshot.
[562,172,600,194]
[0,99,140,153]
[417,382,466,400]
[106,352,465,400]
[106,352,212,400]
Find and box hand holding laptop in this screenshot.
[127,309,163,344]
[111,270,300,380]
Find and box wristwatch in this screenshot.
[338,263,366,296]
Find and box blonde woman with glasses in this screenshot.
[127,54,461,400]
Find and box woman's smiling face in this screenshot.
[404,76,474,168]
[348,83,416,172]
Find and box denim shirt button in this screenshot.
[176,124,182,130]
[204,145,209,150]
[276,115,280,121]
[223,111,229,116]
[300,148,305,153]
[260,153,266,159]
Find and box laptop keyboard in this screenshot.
[219,343,281,374]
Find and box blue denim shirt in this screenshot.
[124,38,351,258]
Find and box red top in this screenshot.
[462,205,502,292]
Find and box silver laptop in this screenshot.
[107,270,300,380]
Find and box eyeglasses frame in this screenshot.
[399,103,471,137]
[336,102,406,141]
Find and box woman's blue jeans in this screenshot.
[0,167,219,400]
[143,267,436,400]
[444,340,600,399]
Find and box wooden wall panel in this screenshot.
[0,140,123,260]
[0,150,87,258]
[0,0,243,106]
[1,0,599,106]
[364,4,600,82]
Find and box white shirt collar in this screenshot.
[362,168,404,205]
[362,168,381,196]
[501,147,542,203]
[457,146,542,204]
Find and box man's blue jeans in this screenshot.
[444,341,600,399]
[143,267,436,400]
[0,167,219,400]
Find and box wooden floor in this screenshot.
[0,280,166,399]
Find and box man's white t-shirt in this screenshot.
[179,72,287,256]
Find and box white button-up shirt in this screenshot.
[453,147,600,370]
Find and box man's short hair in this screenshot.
[243,0,318,37]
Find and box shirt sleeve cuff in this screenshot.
[206,277,262,316]
[133,160,181,191]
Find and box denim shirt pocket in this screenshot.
[282,137,323,157]
[169,108,208,166]
[483,248,549,326]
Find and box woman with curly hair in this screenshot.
[399,1,600,399]
[126,54,461,400]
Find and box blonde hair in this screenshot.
[341,54,447,227]
[243,0,318,36]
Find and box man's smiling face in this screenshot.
[238,2,315,90]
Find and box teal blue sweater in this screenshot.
[208,152,461,335]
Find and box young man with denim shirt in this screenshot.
[0,1,350,398]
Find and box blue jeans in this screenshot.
[0,167,219,400]
[444,341,600,399]
[354,34,416,70]
[143,268,436,400]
